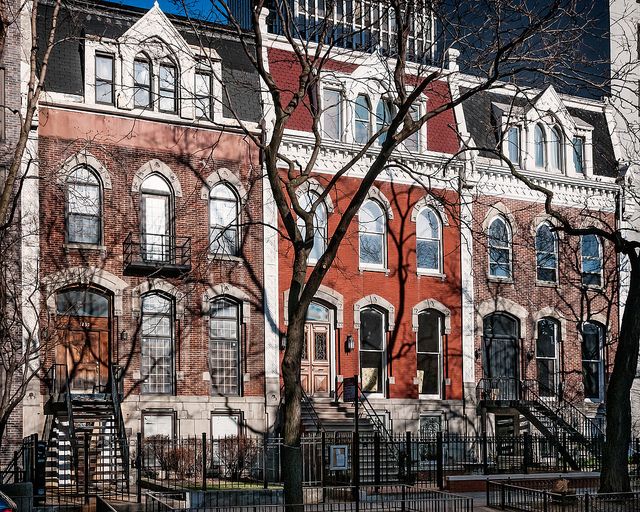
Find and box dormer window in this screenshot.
[534,124,546,168]
[405,104,421,152]
[195,72,212,120]
[573,136,585,174]
[506,126,520,165]
[549,126,563,171]
[159,63,177,113]
[134,57,152,109]
[95,53,114,105]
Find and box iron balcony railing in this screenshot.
[123,232,191,277]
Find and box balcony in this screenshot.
[123,232,191,277]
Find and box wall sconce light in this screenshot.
[345,335,355,353]
[526,349,535,361]
[474,348,481,360]
[279,333,287,351]
[120,331,128,341]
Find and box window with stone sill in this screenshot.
[95,53,114,105]
[416,207,442,274]
[359,199,387,269]
[66,166,102,245]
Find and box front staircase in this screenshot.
[43,364,129,499]
[477,378,604,471]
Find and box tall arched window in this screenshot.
[158,61,178,113]
[550,126,563,171]
[582,322,605,401]
[416,208,442,273]
[141,293,174,394]
[581,234,602,286]
[209,297,241,396]
[488,217,512,278]
[296,191,327,263]
[535,223,558,283]
[210,183,240,256]
[360,307,386,395]
[141,174,173,262]
[534,124,545,168]
[359,199,386,268]
[417,309,443,397]
[376,100,393,145]
[536,318,560,397]
[133,56,152,108]
[354,94,371,144]
[67,166,102,245]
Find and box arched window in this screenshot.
[536,318,560,397]
[209,183,240,256]
[416,208,442,273]
[534,124,545,168]
[354,94,371,144]
[550,126,563,171]
[158,61,178,113]
[417,309,443,397]
[56,288,109,317]
[359,199,386,268]
[376,100,393,145]
[141,293,174,394]
[582,322,605,401]
[67,166,102,245]
[507,126,520,164]
[535,223,558,283]
[296,191,327,263]
[581,234,602,286]
[141,174,173,262]
[209,297,241,396]
[134,56,152,108]
[360,307,386,395]
[488,217,512,278]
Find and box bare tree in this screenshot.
[166,0,607,504]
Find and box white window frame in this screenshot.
[487,216,513,280]
[416,310,443,399]
[535,223,558,284]
[209,297,242,397]
[358,199,387,271]
[322,87,344,141]
[416,207,442,275]
[581,234,602,287]
[536,318,559,398]
[581,322,605,403]
[209,182,240,257]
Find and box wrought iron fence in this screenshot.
[486,479,640,512]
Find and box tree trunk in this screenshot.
[600,255,640,492]
[281,311,306,509]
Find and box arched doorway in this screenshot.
[55,288,111,392]
[301,302,331,397]
[482,313,520,399]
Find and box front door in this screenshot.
[55,289,111,393]
[483,313,520,400]
[301,323,330,397]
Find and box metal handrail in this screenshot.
[110,364,130,491]
[356,382,400,458]
[300,386,325,433]
[123,232,191,268]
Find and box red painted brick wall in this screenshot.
[37,108,265,398]
[472,196,619,403]
[278,178,464,401]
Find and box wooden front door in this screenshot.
[56,316,110,392]
[301,323,330,397]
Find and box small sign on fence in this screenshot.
[329,445,349,470]
[343,377,357,403]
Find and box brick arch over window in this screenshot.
[282,285,344,328]
[200,167,248,202]
[412,299,451,334]
[132,159,182,196]
[353,294,395,331]
[477,297,528,339]
[532,307,567,339]
[131,279,185,319]
[365,186,393,219]
[43,267,128,315]
[296,178,335,213]
[410,196,449,226]
[202,283,251,322]
[56,151,112,189]
[482,201,517,235]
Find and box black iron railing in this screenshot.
[110,364,130,493]
[301,386,325,433]
[123,233,191,275]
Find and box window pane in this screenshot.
[417,311,440,353]
[361,351,383,393]
[360,233,384,265]
[210,299,240,395]
[534,125,545,167]
[360,200,385,233]
[507,127,519,163]
[537,320,556,358]
[134,60,151,108]
[195,73,211,118]
[417,240,439,270]
[550,128,562,170]
[96,55,113,81]
[361,309,384,351]
[376,100,392,145]
[56,290,109,317]
[537,359,555,396]
[583,362,600,399]
[582,324,601,360]
[573,137,584,174]
[417,353,439,395]
[69,215,100,244]
[141,294,173,394]
[355,95,370,144]
[323,89,342,140]
[96,82,113,104]
[417,209,439,239]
